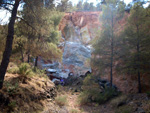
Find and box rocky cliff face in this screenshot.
[37,12,150,93]
[59,12,101,76]
[59,12,101,42]
[38,12,101,77]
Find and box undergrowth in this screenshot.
[115,105,133,113]
[55,95,68,106]
[4,82,19,95]
[7,63,47,79]
[18,63,32,77]
[110,95,127,108]
[79,74,119,105]
[1,62,54,113]
[70,108,79,113]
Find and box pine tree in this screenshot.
[76,1,83,11]
[0,0,21,89]
[119,3,150,93]
[0,0,63,89]
[92,0,125,87]
[83,1,90,11]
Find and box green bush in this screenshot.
[18,63,32,77]
[32,68,48,79]
[8,101,16,110]
[4,82,19,95]
[97,88,117,104]
[7,63,48,79]
[79,74,118,105]
[33,68,46,76]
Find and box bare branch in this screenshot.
[1,6,12,12]
[1,3,14,6]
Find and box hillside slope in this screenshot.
[0,73,56,113]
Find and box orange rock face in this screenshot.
[59,11,101,39]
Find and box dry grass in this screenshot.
[55,95,68,107]
[110,95,127,107]
[115,105,133,113]
[143,100,150,112]
[7,62,19,74]
[69,108,79,113]
[0,73,55,113]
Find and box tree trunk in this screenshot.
[27,54,30,63]
[110,38,114,87]
[137,25,141,93]
[34,56,38,67]
[110,12,114,87]
[138,66,141,93]
[21,49,24,62]
[0,0,20,89]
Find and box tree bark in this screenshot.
[21,48,24,62]
[137,25,141,93]
[0,0,20,89]
[34,56,38,68]
[27,54,30,63]
[110,38,114,87]
[110,11,114,87]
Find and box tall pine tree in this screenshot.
[119,3,150,93]
[92,0,125,87]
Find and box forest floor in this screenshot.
[55,86,114,113]
[42,85,114,113]
[43,85,150,113]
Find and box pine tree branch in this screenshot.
[16,16,37,33]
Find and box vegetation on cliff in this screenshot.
[92,0,150,93]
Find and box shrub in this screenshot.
[32,68,48,80]
[115,105,133,113]
[18,63,32,77]
[7,63,37,79]
[7,67,19,74]
[55,95,68,106]
[7,63,48,79]
[8,101,16,110]
[4,82,19,95]
[79,74,118,105]
[110,95,127,107]
[97,88,118,104]
[33,68,46,76]
[7,62,19,74]
[79,75,101,104]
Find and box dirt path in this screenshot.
[43,87,149,113]
[57,87,114,113]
